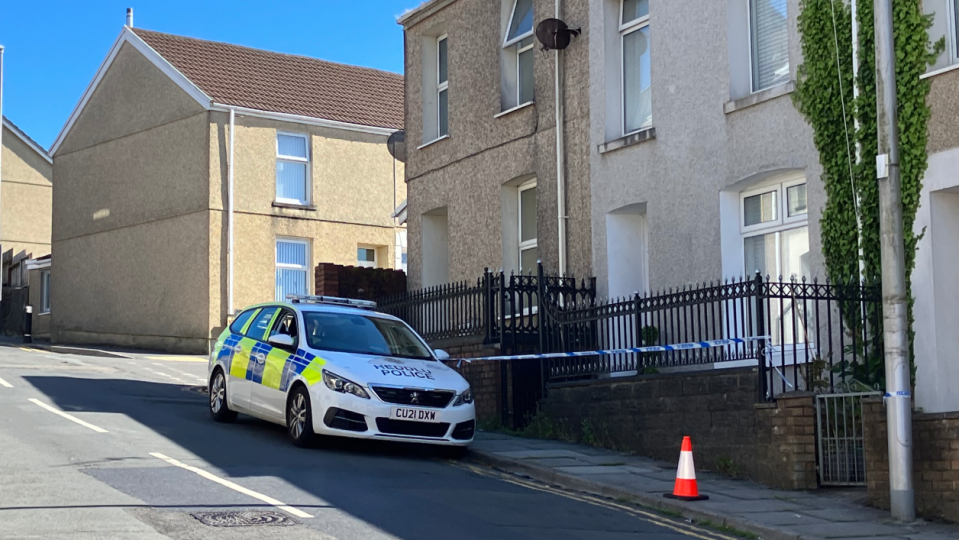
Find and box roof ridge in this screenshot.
[131,28,403,80]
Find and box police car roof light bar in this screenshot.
[286,295,377,309]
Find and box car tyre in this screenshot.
[209,368,238,423]
[287,385,316,448]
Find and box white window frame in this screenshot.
[437,35,449,139]
[40,270,51,314]
[619,0,651,137]
[518,180,538,273]
[503,0,536,109]
[740,177,808,277]
[275,237,311,300]
[357,246,378,269]
[952,0,959,62]
[275,132,311,205]
[747,0,789,94]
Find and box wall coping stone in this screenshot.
[548,366,757,390]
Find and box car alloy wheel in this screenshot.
[209,369,237,422]
[287,386,315,447]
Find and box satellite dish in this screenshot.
[535,18,581,51]
[387,130,407,163]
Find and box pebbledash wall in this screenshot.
[864,397,959,523]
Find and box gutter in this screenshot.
[209,103,397,137]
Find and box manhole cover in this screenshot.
[191,511,299,527]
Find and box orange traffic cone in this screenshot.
[664,436,709,501]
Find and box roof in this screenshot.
[50,27,404,155]
[397,0,457,27]
[2,117,53,164]
[132,29,404,130]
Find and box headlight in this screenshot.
[321,370,370,399]
[452,387,473,406]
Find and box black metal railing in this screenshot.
[376,265,596,348]
[539,273,882,400]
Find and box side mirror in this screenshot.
[434,349,450,361]
[268,334,295,350]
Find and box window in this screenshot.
[954,0,959,59]
[276,133,310,205]
[276,239,309,301]
[749,0,789,92]
[247,307,279,341]
[741,179,809,279]
[620,0,652,134]
[39,270,51,314]
[230,309,257,334]
[357,247,377,268]
[437,36,449,138]
[503,0,535,109]
[303,312,433,360]
[269,310,299,346]
[518,181,538,272]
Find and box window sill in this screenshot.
[921,62,959,79]
[495,101,535,118]
[724,81,795,114]
[417,134,450,150]
[598,127,656,155]
[272,202,317,211]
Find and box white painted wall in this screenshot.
[606,203,648,298]
[913,147,959,413]
[421,209,449,287]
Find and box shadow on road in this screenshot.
[19,375,650,540]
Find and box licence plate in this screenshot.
[391,407,440,423]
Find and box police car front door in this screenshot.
[251,309,298,421]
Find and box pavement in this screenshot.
[468,432,959,540]
[0,343,749,540]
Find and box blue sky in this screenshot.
[0,0,417,149]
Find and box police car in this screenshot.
[207,295,475,448]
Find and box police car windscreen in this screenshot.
[302,312,434,360]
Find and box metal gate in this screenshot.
[815,392,880,486]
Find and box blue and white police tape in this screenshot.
[455,336,770,367]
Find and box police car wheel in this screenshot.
[287,386,315,447]
[209,369,237,422]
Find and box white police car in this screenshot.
[207,295,475,448]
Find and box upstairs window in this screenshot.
[276,133,310,205]
[749,0,789,92]
[502,0,535,110]
[621,0,652,134]
[437,35,449,138]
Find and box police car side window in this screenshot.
[229,309,256,334]
[246,307,279,341]
[269,310,298,346]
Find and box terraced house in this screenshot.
[49,22,405,353]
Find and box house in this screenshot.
[912,0,959,414]
[398,0,593,288]
[587,0,820,299]
[49,23,405,353]
[0,117,52,335]
[1,117,52,288]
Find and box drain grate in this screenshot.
[191,511,299,528]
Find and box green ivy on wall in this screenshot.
[794,0,943,387]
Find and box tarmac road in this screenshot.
[0,344,737,540]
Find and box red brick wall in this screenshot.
[315,263,406,301]
[864,397,959,523]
